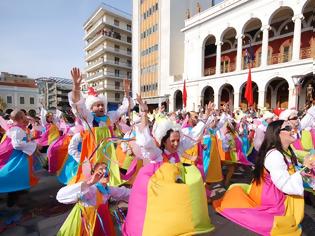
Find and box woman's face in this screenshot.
[279,122,297,147]
[164,131,180,153]
[288,116,299,129]
[94,163,109,184]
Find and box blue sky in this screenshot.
[0,0,132,79]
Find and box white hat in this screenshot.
[278,109,298,121]
[152,118,181,145]
[262,111,274,120]
[85,87,107,112]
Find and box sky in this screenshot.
[0,0,132,79]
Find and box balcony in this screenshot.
[85,19,131,41]
[85,60,104,73]
[87,71,131,83]
[95,84,123,92]
[85,45,131,61]
[104,60,132,69]
[85,31,132,51]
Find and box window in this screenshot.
[30,97,35,104]
[115,93,120,101]
[115,69,120,77]
[127,36,132,43]
[127,48,131,55]
[114,19,119,26]
[282,46,290,62]
[20,97,25,104]
[221,60,229,73]
[127,71,132,79]
[114,45,120,52]
[115,57,120,64]
[155,3,158,10]
[7,96,12,104]
[127,24,131,31]
[115,81,120,90]
[127,60,132,67]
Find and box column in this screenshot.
[260,25,270,67]
[258,90,265,109]
[270,89,277,109]
[214,93,220,109]
[292,14,304,61]
[233,92,240,109]
[215,41,222,75]
[236,34,243,71]
[288,86,298,109]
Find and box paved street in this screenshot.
[0,169,314,236]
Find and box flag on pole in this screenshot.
[244,42,254,107]
[183,80,187,108]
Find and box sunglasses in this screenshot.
[288,116,298,121]
[280,125,293,132]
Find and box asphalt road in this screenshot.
[0,169,314,236]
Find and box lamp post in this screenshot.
[292,75,303,110]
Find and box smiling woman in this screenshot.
[214,119,315,235]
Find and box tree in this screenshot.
[0,97,7,111]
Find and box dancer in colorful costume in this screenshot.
[0,110,39,207]
[67,67,133,186]
[214,120,315,235]
[122,96,215,236]
[57,162,130,236]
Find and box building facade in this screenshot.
[84,4,132,111]
[132,0,210,110]
[35,77,72,111]
[169,0,314,112]
[0,72,39,114]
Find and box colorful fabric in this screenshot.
[213,170,304,235]
[36,123,60,146]
[123,163,214,236]
[0,136,38,193]
[72,125,122,186]
[47,134,72,173]
[203,133,223,183]
[58,190,116,236]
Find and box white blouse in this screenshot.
[6,126,37,156]
[264,149,304,196]
[68,92,131,129]
[56,181,130,207]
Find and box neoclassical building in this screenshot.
[168,0,314,112]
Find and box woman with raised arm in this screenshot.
[67,67,134,186]
[122,95,215,236]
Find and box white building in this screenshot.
[132,0,210,110]
[84,4,132,111]
[167,0,314,112]
[35,77,72,111]
[0,72,39,114]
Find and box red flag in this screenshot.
[183,80,187,108]
[244,64,253,106]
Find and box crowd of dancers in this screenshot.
[1,67,315,236]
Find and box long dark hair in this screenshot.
[253,120,297,184]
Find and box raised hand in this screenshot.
[205,101,215,117]
[71,67,82,89]
[136,93,148,112]
[87,168,104,186]
[123,79,131,96]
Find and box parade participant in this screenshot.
[122,95,215,236]
[68,67,133,186]
[57,162,130,236]
[0,110,39,207]
[253,111,274,152]
[214,120,315,235]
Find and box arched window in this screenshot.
[280,39,292,63]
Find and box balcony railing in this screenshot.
[86,30,131,49]
[204,67,216,76]
[300,46,311,59]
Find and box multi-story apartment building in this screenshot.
[132,0,210,110]
[0,72,39,114]
[35,77,72,111]
[84,4,132,111]
[168,0,314,112]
